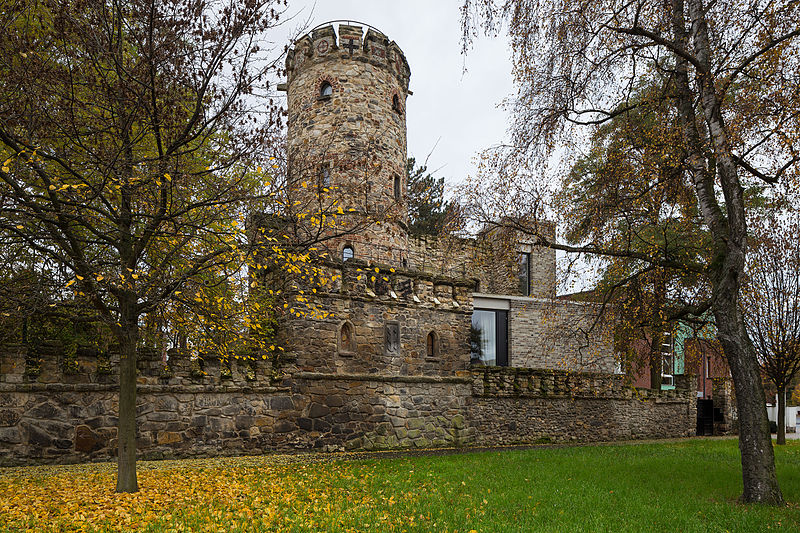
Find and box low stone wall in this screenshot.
[468,367,697,445]
[0,348,696,465]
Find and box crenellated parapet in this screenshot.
[0,343,283,388]
[286,22,410,89]
[313,257,475,312]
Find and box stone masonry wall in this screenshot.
[508,298,616,373]
[469,367,697,444]
[1,341,696,465]
[279,258,475,376]
[408,227,556,300]
[285,23,411,265]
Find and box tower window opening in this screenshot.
[393,174,402,201]
[319,165,331,188]
[426,331,439,358]
[342,245,354,262]
[392,94,402,113]
[319,81,333,98]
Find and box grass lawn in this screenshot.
[1,438,799,532]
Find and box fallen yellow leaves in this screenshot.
[0,455,435,533]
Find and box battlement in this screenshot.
[0,343,285,388]
[286,21,410,88]
[311,257,475,312]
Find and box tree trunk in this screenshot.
[714,299,783,504]
[115,294,139,493]
[777,386,786,445]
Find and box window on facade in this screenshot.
[471,309,508,366]
[319,165,331,188]
[393,174,402,201]
[426,331,439,358]
[661,331,674,387]
[518,252,531,296]
[339,321,356,354]
[342,245,354,262]
[392,94,402,113]
[385,322,401,353]
[320,81,333,98]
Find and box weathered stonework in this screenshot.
[407,224,556,300]
[280,258,474,377]
[506,298,615,372]
[0,345,695,465]
[0,21,699,467]
[285,23,411,265]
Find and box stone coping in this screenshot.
[294,372,473,384]
[0,383,288,394]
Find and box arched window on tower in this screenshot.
[342,245,354,262]
[392,93,402,113]
[319,81,333,99]
[393,174,401,201]
[426,331,439,358]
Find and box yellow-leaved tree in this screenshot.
[0,0,347,493]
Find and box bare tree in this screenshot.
[461,0,800,503]
[744,217,800,445]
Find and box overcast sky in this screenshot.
[271,0,514,190]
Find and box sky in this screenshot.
[269,0,515,190]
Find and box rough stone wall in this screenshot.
[407,228,556,299]
[712,377,737,435]
[279,258,475,377]
[285,23,411,265]
[508,298,615,372]
[0,353,696,465]
[468,367,697,444]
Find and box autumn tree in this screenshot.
[563,78,712,389]
[461,0,800,503]
[743,215,800,445]
[0,0,296,492]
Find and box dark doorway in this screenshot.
[697,399,714,436]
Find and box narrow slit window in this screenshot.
[393,174,401,201]
[339,321,356,354]
[426,331,439,358]
[518,252,531,296]
[392,93,402,113]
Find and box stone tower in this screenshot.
[283,21,411,266]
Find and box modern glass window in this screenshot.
[471,309,508,366]
[661,331,674,387]
[342,245,354,261]
[518,252,531,296]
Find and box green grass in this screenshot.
[2,438,800,532]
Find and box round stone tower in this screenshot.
[284,21,411,266]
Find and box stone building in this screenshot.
[0,22,698,465]
[279,21,614,374]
